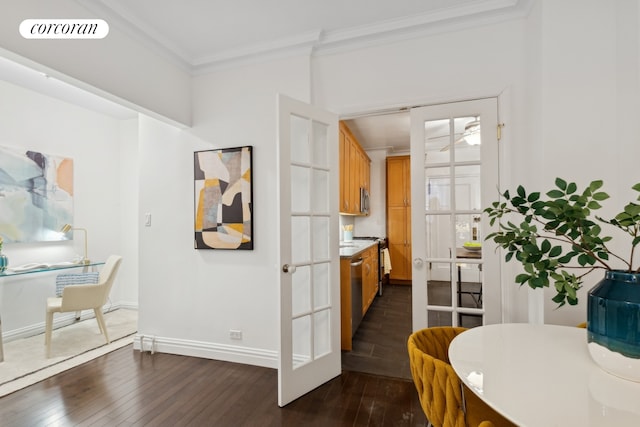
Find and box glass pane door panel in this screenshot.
[291,216,310,264]
[312,121,329,167]
[453,116,481,162]
[312,169,329,212]
[290,115,310,163]
[427,261,453,307]
[459,313,483,328]
[425,215,452,259]
[313,263,330,308]
[314,309,331,358]
[424,119,451,164]
[454,165,481,211]
[292,265,311,316]
[455,214,477,247]
[428,310,452,327]
[291,165,310,212]
[312,216,330,261]
[458,279,483,309]
[425,168,451,211]
[292,315,311,369]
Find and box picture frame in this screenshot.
[0,145,74,243]
[194,145,253,250]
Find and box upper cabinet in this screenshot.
[339,122,370,215]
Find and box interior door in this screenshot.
[410,98,501,330]
[277,94,340,407]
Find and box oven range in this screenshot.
[352,236,388,296]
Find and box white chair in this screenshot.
[45,255,122,358]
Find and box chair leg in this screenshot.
[94,308,109,344]
[45,311,54,358]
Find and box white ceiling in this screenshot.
[81,0,531,72]
[0,0,531,150]
[344,112,412,152]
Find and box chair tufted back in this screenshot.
[408,327,468,427]
[408,326,516,427]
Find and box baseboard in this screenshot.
[3,304,137,342]
[132,334,278,369]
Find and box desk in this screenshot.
[449,323,640,426]
[0,261,104,362]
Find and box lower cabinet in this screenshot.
[362,246,379,314]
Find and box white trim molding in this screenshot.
[132,334,278,369]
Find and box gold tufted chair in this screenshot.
[408,327,516,427]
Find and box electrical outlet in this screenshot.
[229,329,242,340]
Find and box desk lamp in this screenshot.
[60,224,90,265]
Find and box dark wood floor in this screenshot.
[342,284,413,380]
[0,343,427,426]
[0,284,425,426]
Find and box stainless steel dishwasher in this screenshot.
[350,256,364,336]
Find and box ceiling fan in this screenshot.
[429,117,481,151]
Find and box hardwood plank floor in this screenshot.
[342,284,413,380]
[0,344,427,426]
[0,284,427,426]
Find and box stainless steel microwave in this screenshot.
[360,187,369,215]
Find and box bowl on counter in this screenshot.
[462,242,482,252]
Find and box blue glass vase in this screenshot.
[0,252,7,273]
[587,270,640,381]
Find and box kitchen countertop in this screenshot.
[339,240,378,258]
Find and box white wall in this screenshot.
[135,55,311,365]
[529,0,640,325]
[0,79,137,339]
[117,118,140,308]
[0,0,191,126]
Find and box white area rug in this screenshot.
[0,308,137,397]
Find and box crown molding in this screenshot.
[75,0,194,72]
[76,0,534,75]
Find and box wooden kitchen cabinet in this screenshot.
[386,155,412,282]
[339,121,370,215]
[362,245,379,314]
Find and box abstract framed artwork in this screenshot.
[194,145,253,250]
[0,145,73,243]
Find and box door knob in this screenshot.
[282,264,297,273]
[413,258,423,267]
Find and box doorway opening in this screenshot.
[339,97,501,379]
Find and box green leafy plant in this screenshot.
[484,178,640,306]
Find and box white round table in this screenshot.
[448,323,640,427]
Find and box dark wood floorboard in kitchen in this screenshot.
[342,284,413,380]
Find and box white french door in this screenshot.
[277,94,341,407]
[410,98,501,330]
